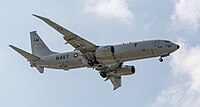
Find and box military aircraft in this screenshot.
[9,14,180,90]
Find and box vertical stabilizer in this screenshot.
[30,31,54,57]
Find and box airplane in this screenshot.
[9,14,180,90]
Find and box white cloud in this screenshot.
[84,0,134,23]
[171,0,200,31]
[152,39,200,107]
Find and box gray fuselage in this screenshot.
[33,40,179,70]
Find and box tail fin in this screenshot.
[9,45,40,61]
[30,31,54,57]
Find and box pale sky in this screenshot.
[1,0,200,107]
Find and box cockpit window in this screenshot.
[164,40,170,43]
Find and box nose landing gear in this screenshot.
[159,53,170,62]
[159,57,163,62]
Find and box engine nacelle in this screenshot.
[116,65,135,76]
[95,46,115,64]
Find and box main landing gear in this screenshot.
[88,60,95,66]
[87,59,100,66]
[87,57,99,67]
[100,72,107,78]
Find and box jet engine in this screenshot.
[95,45,115,64]
[115,65,135,76]
[99,65,135,78]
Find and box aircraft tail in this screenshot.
[10,31,55,73]
[9,45,44,73]
[30,31,55,57]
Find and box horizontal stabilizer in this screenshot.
[9,45,40,61]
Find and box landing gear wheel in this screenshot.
[88,60,94,66]
[159,57,163,62]
[100,72,107,78]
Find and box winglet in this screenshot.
[32,14,48,20]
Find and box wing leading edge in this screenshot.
[33,14,97,53]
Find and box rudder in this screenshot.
[30,31,54,57]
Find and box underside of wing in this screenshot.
[96,62,123,90]
[96,62,135,90]
[33,14,97,53]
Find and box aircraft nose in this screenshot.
[177,45,180,49]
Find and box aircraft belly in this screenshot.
[66,59,86,68]
[40,59,85,70]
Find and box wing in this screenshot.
[110,76,121,90]
[33,14,97,53]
